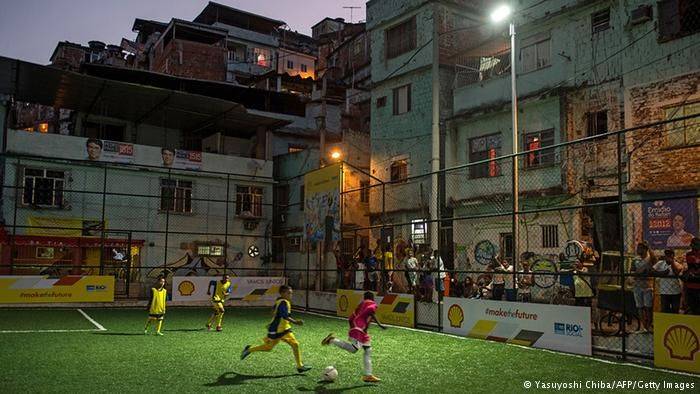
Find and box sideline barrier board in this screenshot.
[336,289,415,328]
[0,275,115,303]
[443,297,592,356]
[172,276,284,305]
[653,312,700,374]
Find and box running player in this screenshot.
[322,291,386,382]
[206,273,232,331]
[144,276,167,336]
[240,285,311,373]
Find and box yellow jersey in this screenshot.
[267,298,292,339]
[212,280,231,303]
[148,287,167,315]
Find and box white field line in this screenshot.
[77,308,106,331]
[0,329,99,334]
[297,310,700,379]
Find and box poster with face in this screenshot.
[643,198,698,250]
[84,138,134,163]
[162,148,202,170]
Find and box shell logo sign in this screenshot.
[447,304,464,328]
[654,313,700,373]
[178,281,195,296]
[663,325,698,361]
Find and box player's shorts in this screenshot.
[148,313,165,320]
[633,287,652,308]
[211,300,225,312]
[263,331,298,347]
[349,328,371,345]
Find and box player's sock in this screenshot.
[363,346,373,376]
[207,314,215,327]
[216,311,224,328]
[290,341,303,369]
[330,338,358,353]
[155,320,163,335]
[144,318,152,333]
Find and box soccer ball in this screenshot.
[322,366,338,382]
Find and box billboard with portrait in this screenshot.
[161,148,202,170]
[303,163,341,243]
[643,198,698,250]
[84,138,134,164]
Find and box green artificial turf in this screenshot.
[0,307,698,393]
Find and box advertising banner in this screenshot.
[643,198,698,250]
[84,138,134,164]
[304,163,341,242]
[654,312,700,374]
[27,217,105,237]
[0,275,115,303]
[336,289,415,328]
[443,297,591,356]
[161,148,202,170]
[171,276,284,304]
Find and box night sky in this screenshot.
[0,0,367,64]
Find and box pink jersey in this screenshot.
[348,299,377,343]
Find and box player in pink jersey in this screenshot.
[321,291,386,383]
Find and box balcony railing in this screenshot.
[454,50,511,88]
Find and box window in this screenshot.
[520,36,550,73]
[390,160,408,182]
[541,225,559,248]
[197,244,224,256]
[36,247,55,259]
[288,144,306,153]
[160,179,193,213]
[591,8,611,33]
[524,129,555,168]
[393,84,411,115]
[22,168,65,208]
[227,50,236,63]
[287,60,294,69]
[411,219,427,244]
[586,111,608,136]
[236,186,263,217]
[360,181,370,203]
[376,96,387,108]
[500,233,514,262]
[83,121,126,142]
[252,48,271,67]
[300,64,307,72]
[275,184,290,213]
[469,134,502,179]
[287,236,302,252]
[665,101,700,147]
[341,238,355,256]
[659,0,700,41]
[386,17,416,59]
[353,37,364,56]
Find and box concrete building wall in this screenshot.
[153,39,227,81]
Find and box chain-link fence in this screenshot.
[281,112,700,362]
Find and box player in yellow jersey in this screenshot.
[144,276,167,336]
[240,285,311,373]
[206,273,232,331]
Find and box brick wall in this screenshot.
[153,39,226,81]
[626,73,700,192]
[51,46,85,71]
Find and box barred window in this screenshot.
[658,0,700,41]
[197,244,224,256]
[360,181,370,203]
[469,134,502,179]
[524,129,555,168]
[586,110,608,136]
[542,225,559,248]
[591,8,611,34]
[160,179,192,213]
[386,17,416,59]
[665,101,700,147]
[393,84,411,115]
[412,219,427,245]
[22,168,65,208]
[390,160,408,182]
[236,186,264,218]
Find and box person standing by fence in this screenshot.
[633,242,656,332]
[653,249,683,314]
[685,237,700,315]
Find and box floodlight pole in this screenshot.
[509,21,520,281]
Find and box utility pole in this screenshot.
[342,6,361,23]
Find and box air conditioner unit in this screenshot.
[630,5,652,25]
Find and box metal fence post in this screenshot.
[9,157,19,275]
[616,130,627,361]
[163,167,171,273]
[224,174,230,276]
[98,165,107,275]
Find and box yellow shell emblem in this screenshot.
[663,324,699,361]
[339,295,349,312]
[178,280,195,296]
[447,304,464,328]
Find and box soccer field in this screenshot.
[1,307,698,393]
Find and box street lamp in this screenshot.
[330,150,342,161]
[491,4,520,270]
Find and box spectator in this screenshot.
[633,241,656,332]
[489,258,505,301]
[420,257,435,302]
[433,250,446,300]
[405,249,419,293]
[366,256,378,292]
[573,260,594,307]
[518,261,534,303]
[502,259,517,302]
[334,249,346,289]
[685,237,700,315]
[653,249,683,314]
[392,252,409,294]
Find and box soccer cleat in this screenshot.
[216,326,223,332]
[297,365,312,374]
[155,332,164,336]
[362,375,381,383]
[144,329,148,335]
[321,333,335,346]
[240,345,251,360]
[206,324,211,331]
